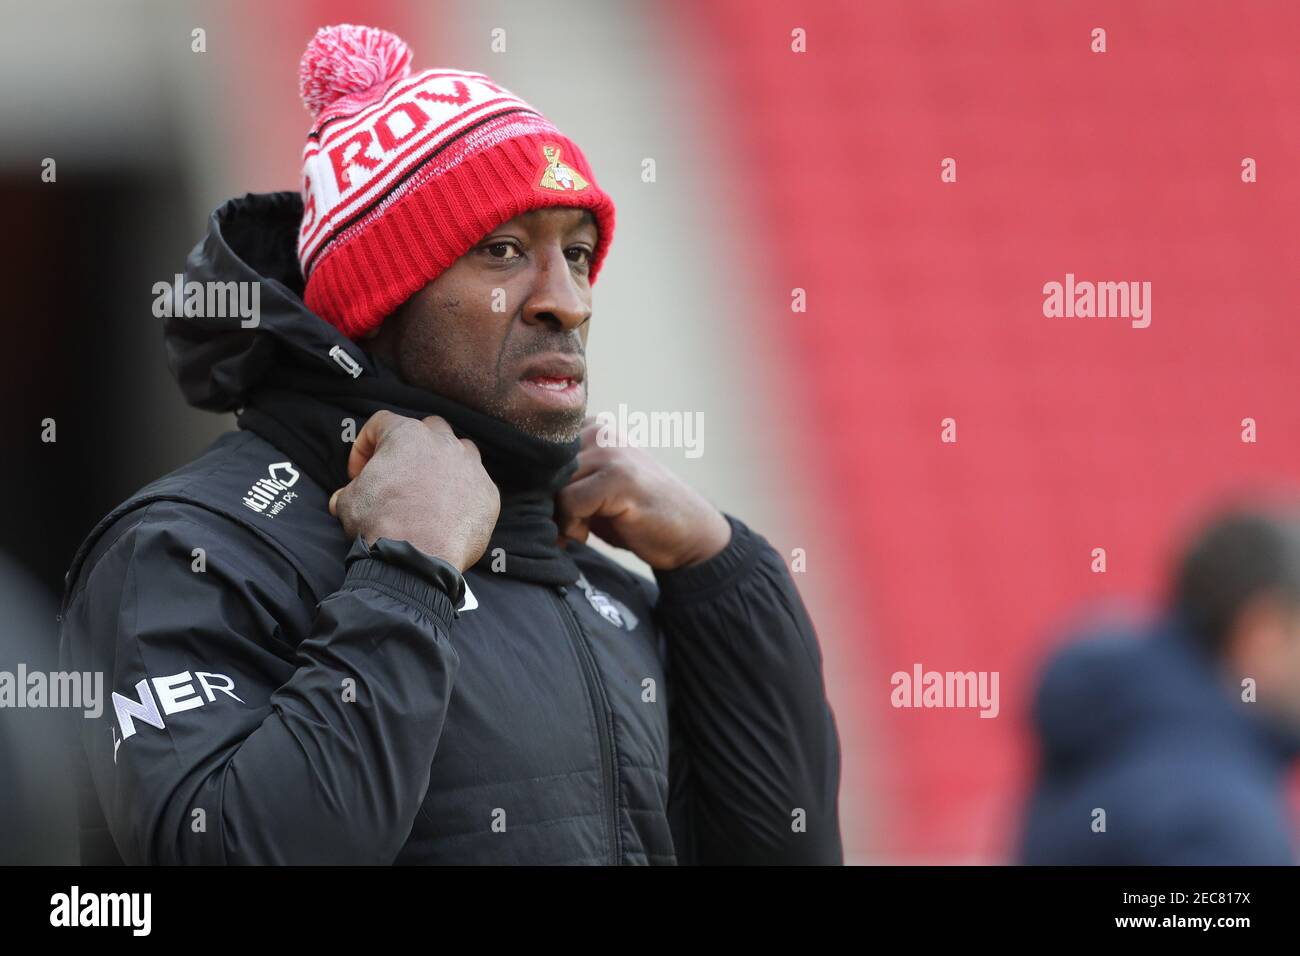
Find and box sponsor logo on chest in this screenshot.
[242,461,300,517]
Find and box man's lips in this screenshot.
[516,354,586,409]
[517,354,585,385]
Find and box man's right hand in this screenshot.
[329,410,500,572]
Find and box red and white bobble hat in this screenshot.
[296,24,616,338]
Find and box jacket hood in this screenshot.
[167,191,376,412]
[1031,612,1300,772]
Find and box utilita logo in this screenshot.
[243,461,300,517]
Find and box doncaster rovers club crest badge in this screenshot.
[536,144,590,192]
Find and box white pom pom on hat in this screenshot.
[298,23,413,119]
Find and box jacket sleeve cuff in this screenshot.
[652,513,763,604]
[342,536,461,629]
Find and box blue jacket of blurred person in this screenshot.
[1020,507,1300,865]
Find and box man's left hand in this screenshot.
[555,417,732,571]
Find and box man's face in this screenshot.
[1228,596,1300,731]
[366,206,598,442]
[1266,607,1300,730]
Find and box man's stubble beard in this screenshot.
[477,379,588,445]
[382,314,588,444]
[478,332,589,444]
[389,349,587,444]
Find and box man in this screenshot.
[1019,505,1300,864]
[57,24,843,865]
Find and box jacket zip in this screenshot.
[553,588,622,865]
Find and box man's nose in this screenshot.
[521,247,591,332]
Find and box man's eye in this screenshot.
[567,246,592,266]
[484,242,520,259]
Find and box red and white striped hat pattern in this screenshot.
[296,24,616,338]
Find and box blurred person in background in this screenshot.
[55,24,842,866]
[0,552,76,864]
[1019,503,1300,865]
